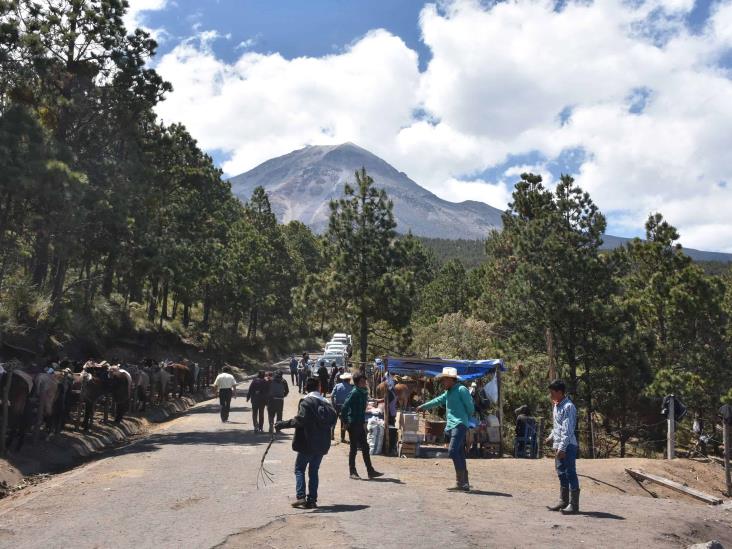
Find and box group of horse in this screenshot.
[0,358,203,451]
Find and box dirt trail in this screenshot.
[0,384,728,549]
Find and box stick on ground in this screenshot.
[625,468,723,505]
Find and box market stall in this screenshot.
[376,357,508,458]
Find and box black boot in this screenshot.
[447,470,464,491]
[547,487,569,511]
[560,489,580,514]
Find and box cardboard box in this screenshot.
[399,412,420,431]
[400,431,422,443]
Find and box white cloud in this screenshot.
[124,0,168,38]
[154,0,732,252]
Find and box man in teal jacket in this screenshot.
[417,367,475,491]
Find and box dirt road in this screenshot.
[0,384,729,549]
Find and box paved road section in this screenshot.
[0,383,730,549]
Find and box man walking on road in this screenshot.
[247,371,269,433]
[341,372,383,480]
[289,354,298,385]
[267,370,289,433]
[545,379,580,514]
[275,377,338,509]
[213,366,237,423]
[317,360,329,396]
[297,353,309,394]
[416,367,474,492]
[331,372,353,442]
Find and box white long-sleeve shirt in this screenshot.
[550,396,578,452]
[213,373,237,390]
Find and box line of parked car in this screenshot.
[318,332,352,372]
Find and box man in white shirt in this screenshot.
[213,366,237,423]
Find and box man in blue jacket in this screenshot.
[275,377,338,509]
[417,367,475,492]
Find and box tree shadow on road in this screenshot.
[577,511,625,520]
[364,477,404,484]
[186,404,251,414]
[466,490,513,497]
[311,504,370,513]
[115,429,285,456]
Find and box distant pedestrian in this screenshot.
[289,354,298,385]
[330,372,353,442]
[247,371,269,433]
[416,367,474,491]
[545,379,580,514]
[341,372,383,480]
[267,370,290,433]
[297,353,308,394]
[328,361,339,393]
[317,360,329,395]
[275,377,338,509]
[213,366,237,423]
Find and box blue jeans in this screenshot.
[555,444,579,490]
[448,424,468,471]
[295,452,323,502]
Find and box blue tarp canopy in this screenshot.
[379,357,506,381]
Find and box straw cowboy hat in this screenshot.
[339,372,353,380]
[436,367,460,380]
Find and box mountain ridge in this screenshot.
[228,143,732,262]
[228,143,504,239]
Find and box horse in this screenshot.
[0,362,34,450]
[164,361,194,398]
[124,364,150,412]
[79,362,131,430]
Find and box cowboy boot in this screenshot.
[447,470,464,491]
[547,486,569,511]
[560,489,580,514]
[461,470,471,492]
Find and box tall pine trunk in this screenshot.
[183,302,191,328]
[102,252,116,298]
[148,277,159,321]
[359,312,368,368]
[31,231,50,288]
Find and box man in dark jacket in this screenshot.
[289,354,298,385]
[276,377,337,509]
[317,360,329,395]
[246,371,269,433]
[341,372,383,480]
[267,370,289,433]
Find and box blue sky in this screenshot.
[129,0,732,250]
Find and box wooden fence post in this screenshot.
[724,421,731,497]
[538,417,545,459]
[667,394,675,460]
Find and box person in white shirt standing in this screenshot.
[213,366,237,423]
[545,379,580,514]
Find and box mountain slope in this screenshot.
[228,143,504,239]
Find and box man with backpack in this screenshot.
[267,370,289,433]
[246,371,269,433]
[275,377,338,509]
